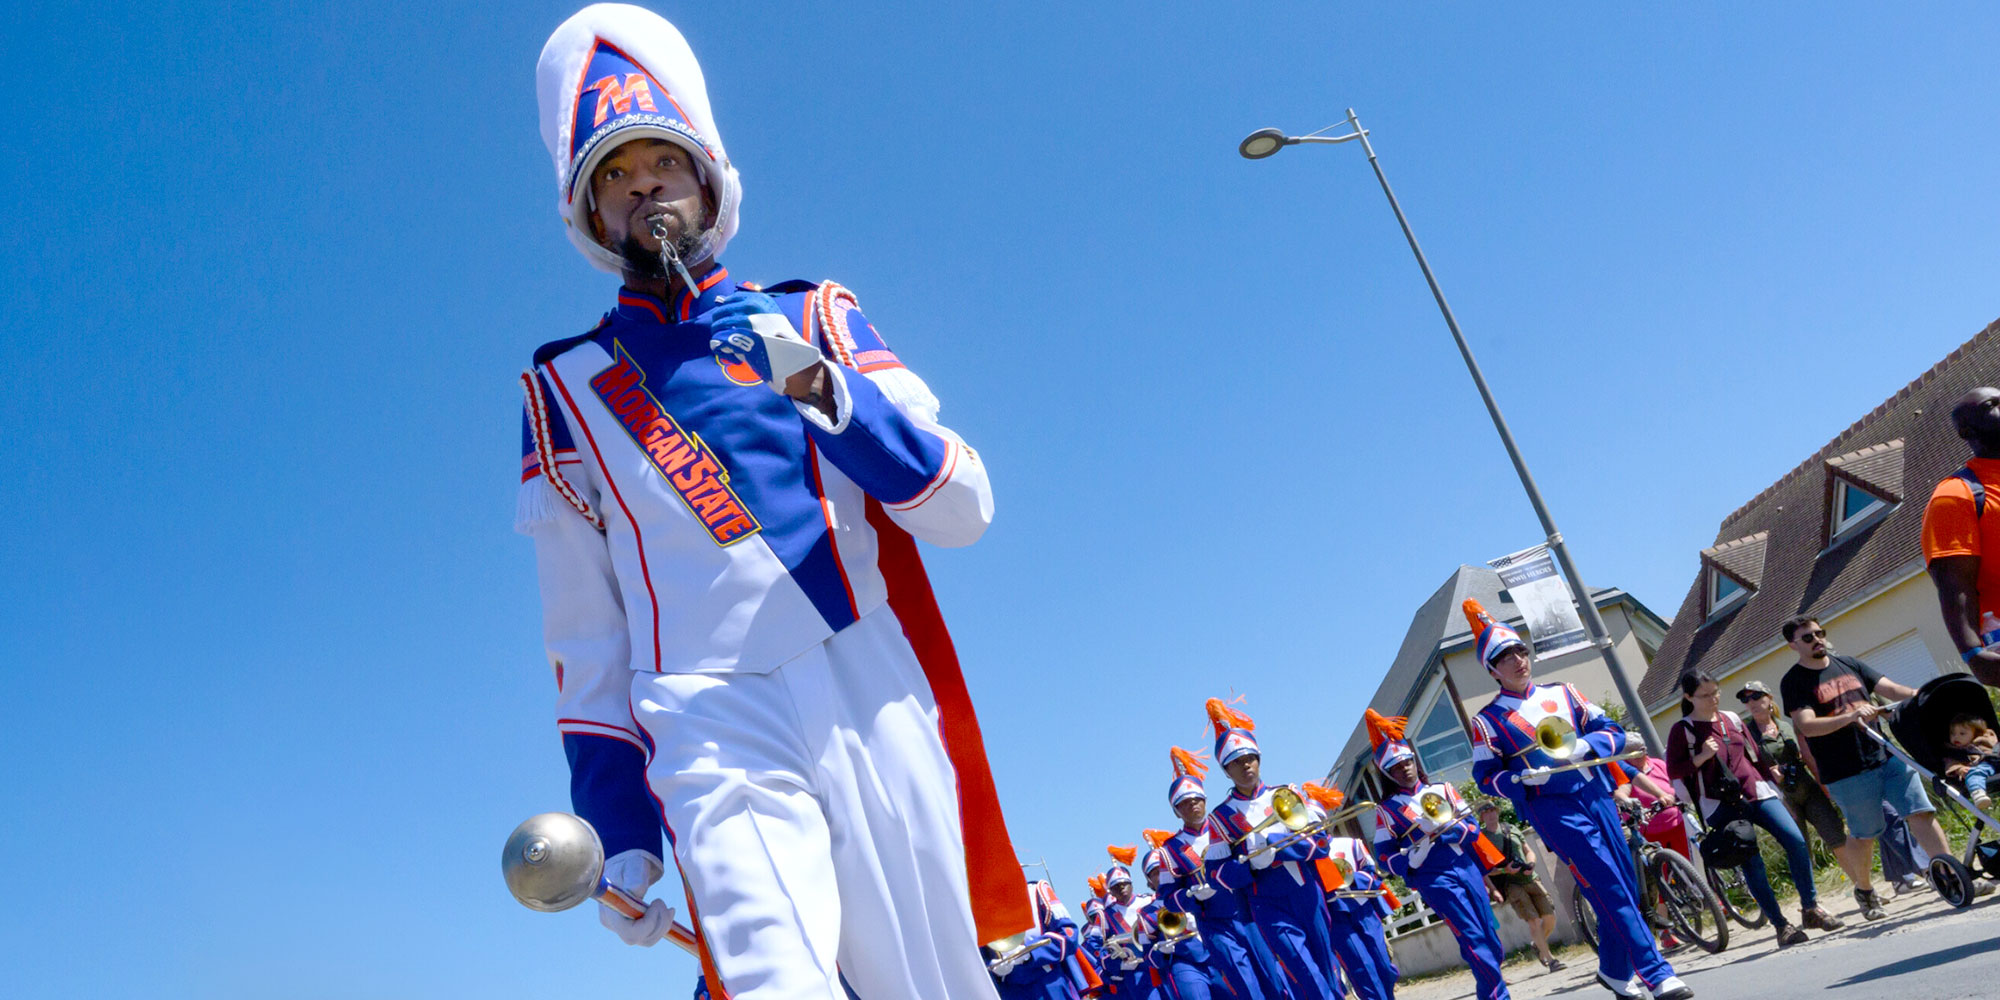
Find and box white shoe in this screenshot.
[1653,975,1694,1000]
[1596,971,1644,998]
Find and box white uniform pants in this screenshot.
[634,605,1001,1000]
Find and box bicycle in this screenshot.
[1568,801,1730,955]
[1705,853,1768,929]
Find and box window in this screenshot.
[1830,479,1890,540]
[1855,630,1942,691]
[1413,685,1473,778]
[1707,568,1747,616]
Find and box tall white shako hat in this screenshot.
[1207,697,1260,767]
[537,4,742,274]
[1365,708,1416,774]
[1167,746,1209,806]
[1463,599,1527,671]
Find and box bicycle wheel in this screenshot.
[1654,850,1729,954]
[1704,862,1768,929]
[1568,882,1599,952]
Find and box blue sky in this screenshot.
[4,2,1996,996]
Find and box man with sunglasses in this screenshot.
[1776,617,1954,919]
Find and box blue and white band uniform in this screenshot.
[1209,785,1344,1000]
[1371,783,1509,1000]
[1317,836,1398,1000]
[1158,824,1277,1000]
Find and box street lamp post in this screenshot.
[1242,108,1664,753]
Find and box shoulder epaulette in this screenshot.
[757,279,821,295]
[533,316,612,368]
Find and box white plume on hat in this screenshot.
[536,4,742,274]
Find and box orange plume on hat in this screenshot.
[1299,782,1345,810]
[1170,746,1211,779]
[1142,829,1175,849]
[1107,844,1139,865]
[1087,874,1107,899]
[1363,708,1409,749]
[1206,696,1256,736]
[1463,599,1498,637]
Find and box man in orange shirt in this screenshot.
[1923,386,2000,688]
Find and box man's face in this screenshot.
[1490,646,1533,690]
[1223,754,1261,790]
[1387,759,1421,789]
[1110,880,1134,905]
[588,138,709,270]
[1787,621,1829,661]
[1145,868,1160,892]
[1478,807,1499,833]
[1174,796,1208,829]
[1952,388,2000,450]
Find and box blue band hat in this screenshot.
[1167,746,1210,806]
[1463,599,1527,669]
[1365,708,1416,774]
[537,4,743,275]
[1206,697,1261,767]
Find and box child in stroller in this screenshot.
[1880,674,2000,906]
[1943,714,1998,811]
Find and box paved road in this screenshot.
[1398,885,1999,1000]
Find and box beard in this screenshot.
[618,202,705,277]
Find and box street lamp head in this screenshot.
[1238,128,1290,160]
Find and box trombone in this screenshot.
[984,931,1039,972]
[1530,716,1648,774]
[1227,785,1311,845]
[1151,909,1199,953]
[1253,797,1378,860]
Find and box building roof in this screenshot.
[1325,563,1631,783]
[1640,317,2000,706]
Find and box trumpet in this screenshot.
[1156,909,1197,942]
[1104,931,1139,964]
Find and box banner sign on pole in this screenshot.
[1486,544,1590,658]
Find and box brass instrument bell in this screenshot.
[1332,857,1355,881]
[1536,715,1580,760]
[985,931,1033,968]
[1419,790,1451,823]
[1157,909,1196,941]
[1269,786,1316,832]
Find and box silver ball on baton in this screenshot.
[502,811,607,912]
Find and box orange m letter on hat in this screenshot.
[589,74,658,127]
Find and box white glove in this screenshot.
[990,954,1024,978]
[1244,831,1275,869]
[1519,767,1554,787]
[1189,883,1217,901]
[598,850,673,947]
[1155,937,1178,955]
[1408,838,1435,869]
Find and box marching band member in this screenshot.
[1156,748,1280,1000]
[1204,699,1344,1000]
[1300,783,1400,1000]
[1463,601,1692,1000]
[985,880,1083,1000]
[519,6,1024,998]
[1100,856,1152,997]
[1081,875,1111,973]
[1136,841,1218,1000]
[1366,710,1510,1000]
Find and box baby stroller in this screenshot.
[1863,673,2000,907]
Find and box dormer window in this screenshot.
[1699,530,1766,619]
[1708,568,1748,615]
[1830,478,1890,540]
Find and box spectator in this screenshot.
[1476,801,1565,973]
[1777,616,1956,919]
[1736,680,1877,892]
[1944,713,1999,810]
[1876,802,1930,895]
[1608,755,1695,950]
[1669,673,1832,946]
[1923,385,2000,687]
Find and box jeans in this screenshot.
[1878,802,1929,883]
[1966,761,1996,797]
[1717,796,1818,920]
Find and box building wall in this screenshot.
[1643,564,1959,736]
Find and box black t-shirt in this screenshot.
[1779,654,1888,784]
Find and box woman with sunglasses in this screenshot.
[1736,680,1877,897]
[1668,673,1840,947]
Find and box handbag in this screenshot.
[1681,716,1761,869]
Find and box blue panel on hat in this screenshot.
[1215,728,1260,766]
[568,39,695,160]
